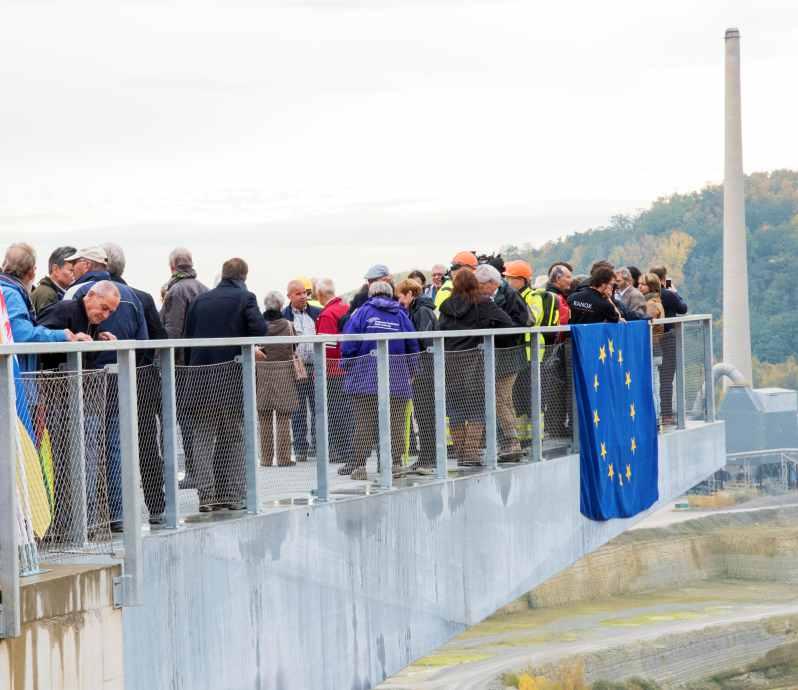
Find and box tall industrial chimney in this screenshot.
[722,27,753,384]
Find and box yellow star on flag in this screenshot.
[600,441,607,460]
[608,463,614,480]
[630,402,636,421]
[594,374,599,392]
[625,371,632,388]
[608,338,614,358]
[618,349,623,365]
[593,409,600,427]
[626,464,632,481]
[598,345,607,364]
[630,436,637,454]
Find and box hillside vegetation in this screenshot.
[501,170,798,366]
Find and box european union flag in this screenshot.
[571,320,659,521]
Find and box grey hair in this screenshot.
[2,243,36,278]
[549,265,570,282]
[617,267,632,281]
[263,290,285,312]
[475,263,502,285]
[316,277,335,296]
[368,281,394,298]
[88,280,120,300]
[102,243,126,277]
[169,247,193,270]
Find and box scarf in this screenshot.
[166,267,197,292]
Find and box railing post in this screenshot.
[0,354,20,638]
[241,345,260,514]
[483,335,497,470]
[116,348,143,607]
[570,341,580,454]
[529,337,542,464]
[433,337,447,480]
[674,322,687,429]
[313,342,329,501]
[703,317,716,422]
[159,348,179,529]
[65,352,88,546]
[377,340,392,489]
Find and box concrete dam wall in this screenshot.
[122,422,725,690]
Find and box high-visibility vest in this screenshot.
[519,286,546,361]
[434,279,453,311]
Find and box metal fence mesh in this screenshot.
[18,369,114,561]
[175,361,246,514]
[9,319,711,542]
[684,320,708,421]
[444,348,485,468]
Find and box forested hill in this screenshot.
[502,170,798,364]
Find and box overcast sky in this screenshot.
[1,0,796,300]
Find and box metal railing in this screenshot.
[0,314,714,637]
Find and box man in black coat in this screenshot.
[183,258,267,512]
[103,243,168,525]
[650,266,688,424]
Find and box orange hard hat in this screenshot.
[503,260,533,280]
[451,251,478,269]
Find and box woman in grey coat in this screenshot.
[257,291,299,467]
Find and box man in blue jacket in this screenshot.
[63,246,148,367]
[183,258,267,512]
[338,281,419,481]
[0,243,88,372]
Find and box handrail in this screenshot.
[0,315,713,356]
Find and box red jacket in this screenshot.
[316,296,349,377]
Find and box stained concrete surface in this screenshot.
[0,563,123,690]
[123,422,725,690]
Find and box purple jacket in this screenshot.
[341,297,420,399]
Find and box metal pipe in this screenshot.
[117,348,143,607]
[529,346,542,464]
[377,340,392,489]
[241,345,259,514]
[483,336,497,470]
[433,337,448,480]
[674,322,687,429]
[313,342,329,501]
[0,354,20,638]
[159,348,179,529]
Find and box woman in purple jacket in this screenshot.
[337,281,420,480]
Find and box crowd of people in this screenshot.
[0,242,687,528]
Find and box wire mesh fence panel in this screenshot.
[135,365,165,525]
[334,352,383,483]
[444,348,485,468]
[175,361,246,516]
[406,349,436,473]
[18,368,115,561]
[683,320,708,421]
[656,328,676,427]
[254,355,317,504]
[495,344,526,463]
[540,340,572,455]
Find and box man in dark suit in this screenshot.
[183,258,267,512]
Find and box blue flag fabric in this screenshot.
[571,320,659,521]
